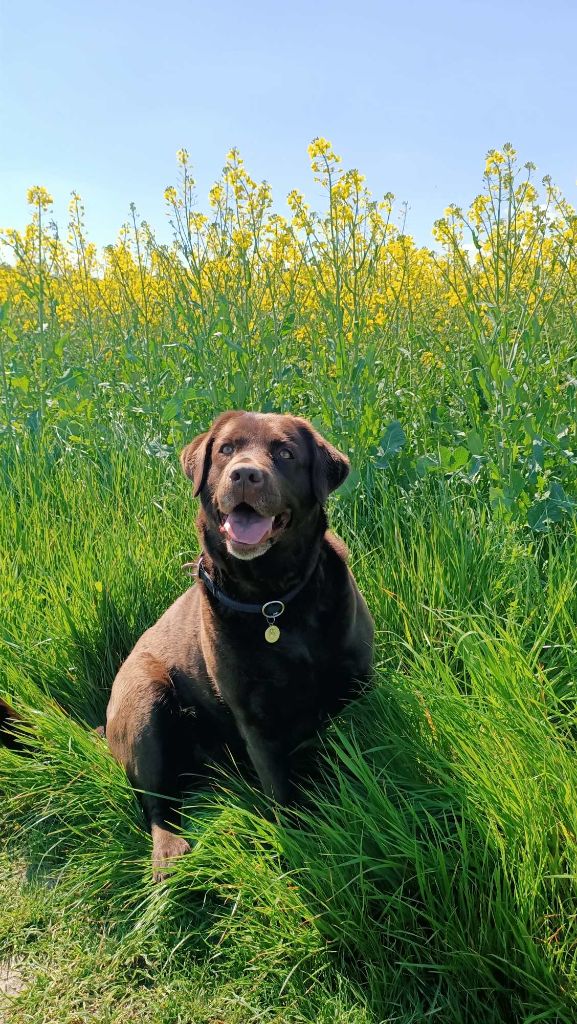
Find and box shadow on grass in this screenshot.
[2,578,179,729]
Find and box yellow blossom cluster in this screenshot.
[1,141,575,396]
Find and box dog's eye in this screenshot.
[220,443,234,455]
[279,447,294,460]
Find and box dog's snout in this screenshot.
[230,464,264,486]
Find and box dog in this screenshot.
[0,698,21,749]
[106,411,374,879]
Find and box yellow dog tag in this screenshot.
[265,624,280,643]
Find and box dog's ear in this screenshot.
[298,419,350,504]
[180,411,243,497]
[312,434,350,503]
[180,431,213,496]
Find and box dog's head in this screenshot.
[180,411,349,560]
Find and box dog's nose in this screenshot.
[230,465,264,486]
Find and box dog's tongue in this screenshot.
[223,508,274,545]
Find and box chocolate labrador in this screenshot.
[106,411,373,879]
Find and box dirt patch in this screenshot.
[0,958,25,1021]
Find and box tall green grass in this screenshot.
[2,438,577,1022]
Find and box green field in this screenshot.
[1,144,577,1022]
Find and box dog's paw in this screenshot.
[151,828,191,882]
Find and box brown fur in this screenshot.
[106,412,373,879]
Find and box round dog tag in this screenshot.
[265,624,280,643]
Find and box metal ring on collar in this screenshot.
[261,600,285,619]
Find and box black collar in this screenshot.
[196,555,317,620]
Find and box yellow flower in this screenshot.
[420,350,440,369]
[232,228,252,251]
[26,185,53,209]
[209,183,224,208]
[484,149,505,175]
[308,137,340,162]
[307,137,342,177]
[188,212,207,231]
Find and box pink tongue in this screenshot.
[223,509,274,545]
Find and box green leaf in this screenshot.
[528,500,563,532]
[438,445,469,473]
[374,420,407,469]
[415,454,439,478]
[336,467,361,499]
[52,335,65,359]
[161,397,182,422]
[222,336,245,354]
[548,481,577,511]
[465,455,484,483]
[528,483,577,532]
[505,470,526,502]
[528,439,545,474]
[281,312,295,335]
[466,430,484,456]
[490,486,512,513]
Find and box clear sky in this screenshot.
[2,0,576,251]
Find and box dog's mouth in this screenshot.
[218,503,291,548]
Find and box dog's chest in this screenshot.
[212,616,327,724]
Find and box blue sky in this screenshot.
[2,0,576,250]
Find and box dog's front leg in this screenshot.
[106,655,191,881]
[237,719,291,804]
